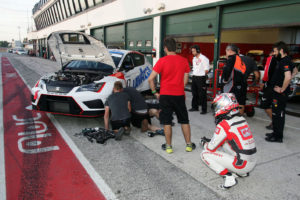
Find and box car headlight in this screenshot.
[35,79,45,90]
[291,77,300,85]
[76,82,106,92]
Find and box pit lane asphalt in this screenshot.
[3,53,221,200]
[3,53,300,200]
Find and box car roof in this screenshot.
[109,49,144,56]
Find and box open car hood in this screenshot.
[47,30,115,69]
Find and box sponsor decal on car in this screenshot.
[132,66,152,88]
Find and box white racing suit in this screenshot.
[201,116,256,176]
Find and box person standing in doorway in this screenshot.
[189,45,210,114]
[148,37,196,154]
[266,41,293,143]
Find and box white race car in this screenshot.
[31,30,152,117]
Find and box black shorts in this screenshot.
[231,86,246,106]
[260,86,273,109]
[159,95,189,125]
[145,99,160,110]
[110,118,131,130]
[131,112,151,128]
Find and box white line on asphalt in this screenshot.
[47,114,117,200]
[0,55,7,200]
[253,116,300,131]
[11,57,118,200]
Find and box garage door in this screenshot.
[222,0,300,29]
[164,8,216,37]
[126,19,153,64]
[105,24,125,49]
[91,27,104,42]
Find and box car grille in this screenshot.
[37,95,82,114]
[83,99,104,109]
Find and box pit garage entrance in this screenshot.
[162,0,300,66]
[91,18,154,65]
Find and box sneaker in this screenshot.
[155,129,164,136]
[162,143,173,154]
[266,124,273,130]
[265,132,274,138]
[265,136,283,143]
[219,174,237,189]
[124,127,131,136]
[186,143,196,152]
[114,127,124,141]
[200,111,207,115]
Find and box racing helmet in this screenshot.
[212,93,239,118]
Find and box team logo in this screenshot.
[237,125,253,140]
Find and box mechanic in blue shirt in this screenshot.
[104,81,131,134]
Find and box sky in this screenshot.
[0,0,37,42]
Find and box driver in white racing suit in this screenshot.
[200,93,257,189]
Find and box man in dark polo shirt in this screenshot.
[266,41,293,143]
[104,81,131,134]
[148,37,196,154]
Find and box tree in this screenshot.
[0,41,9,47]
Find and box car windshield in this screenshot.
[109,52,124,67]
[64,60,114,74]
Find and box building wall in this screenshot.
[29,0,223,40]
[28,0,300,64]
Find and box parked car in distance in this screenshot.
[16,48,27,55]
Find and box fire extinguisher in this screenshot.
[152,48,156,58]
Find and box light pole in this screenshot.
[18,26,21,42]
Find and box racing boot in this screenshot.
[233,172,250,178]
[219,173,237,189]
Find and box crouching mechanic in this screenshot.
[200,93,257,189]
[104,81,131,134]
[123,87,163,133]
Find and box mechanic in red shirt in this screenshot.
[148,37,196,154]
